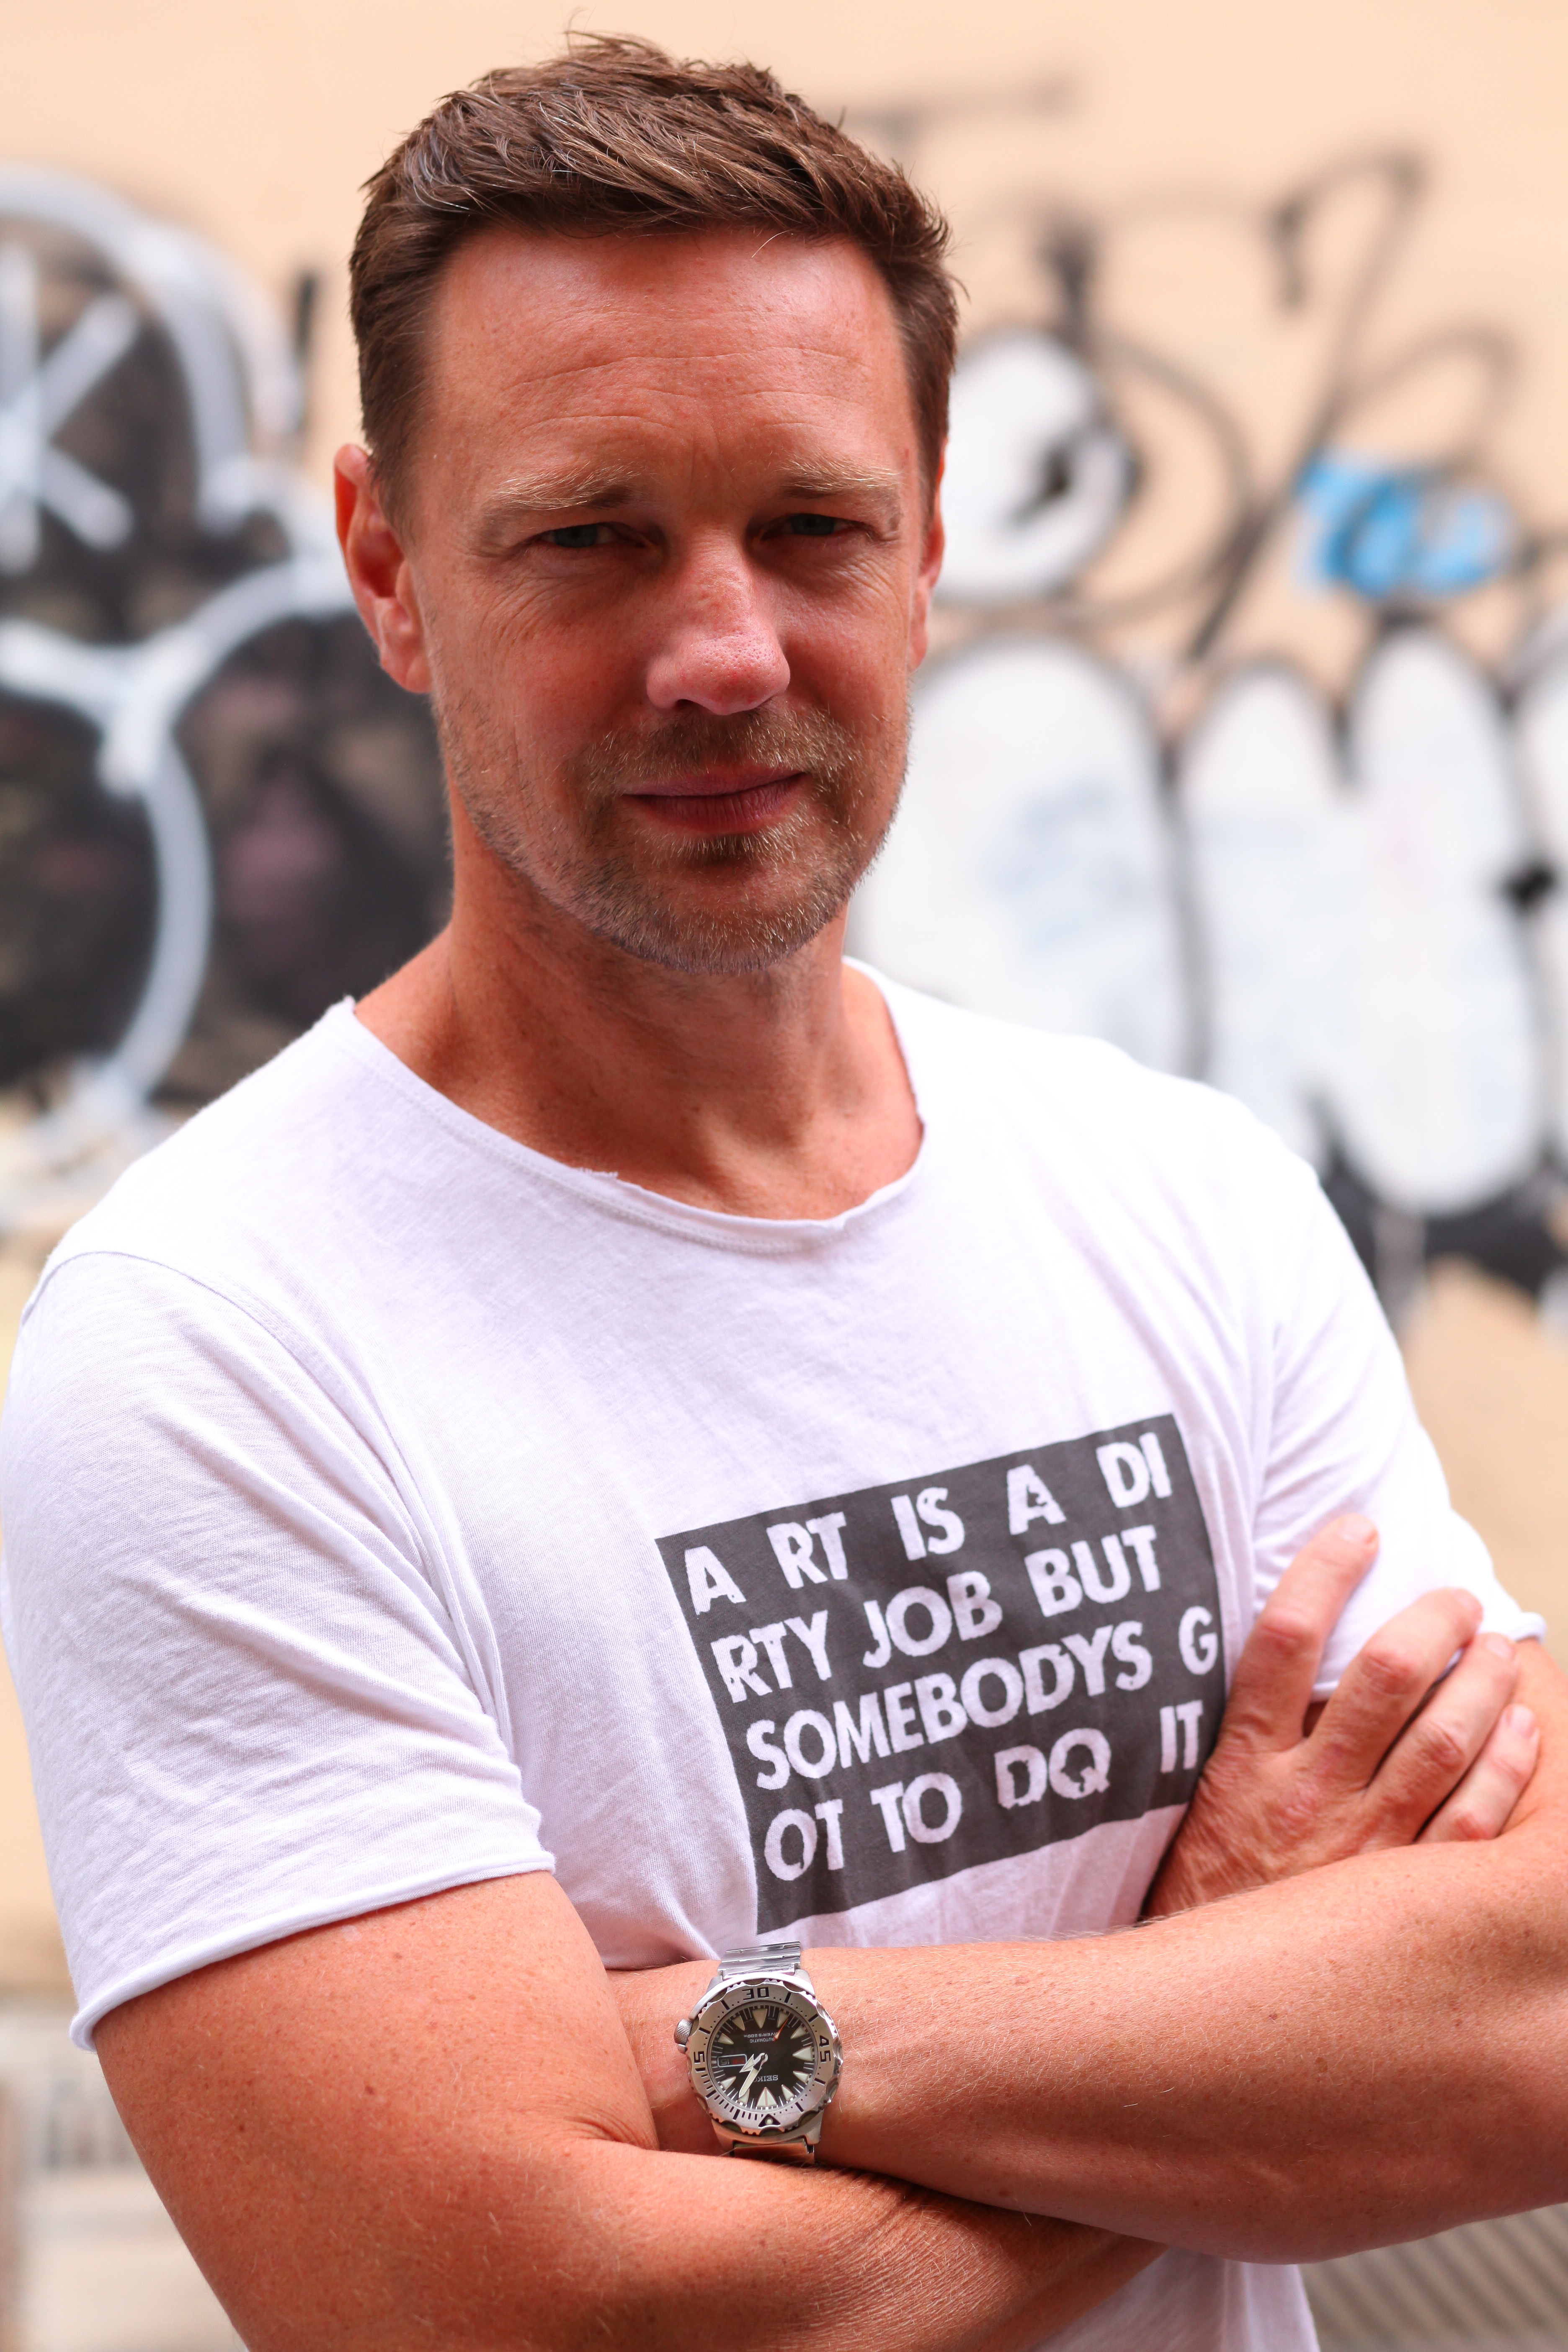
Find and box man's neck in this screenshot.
[356,838,921,1222]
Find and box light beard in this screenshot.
[436,691,906,975]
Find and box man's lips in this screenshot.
[624,770,806,833]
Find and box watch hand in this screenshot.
[738,2053,766,2102]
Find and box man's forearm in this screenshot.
[619,1649,1568,2263]
[98,1871,1158,2352]
[511,2148,1159,2352]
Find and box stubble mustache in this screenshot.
[444,694,907,976]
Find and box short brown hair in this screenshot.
[349,35,957,521]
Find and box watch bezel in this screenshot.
[685,1974,843,2143]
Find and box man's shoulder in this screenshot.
[45,1003,386,1292]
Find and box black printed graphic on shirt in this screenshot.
[657,1416,1224,1932]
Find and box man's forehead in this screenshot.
[420,224,918,508]
[428,224,904,397]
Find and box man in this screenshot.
[0,38,1559,2352]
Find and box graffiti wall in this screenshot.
[0,171,447,1233]
[1,75,1566,1338]
[848,102,1568,1323]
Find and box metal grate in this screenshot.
[1303,2205,1568,2349]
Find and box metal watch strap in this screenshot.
[703,1942,820,2162]
[709,1941,806,1987]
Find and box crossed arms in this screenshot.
[94,1517,1567,2352]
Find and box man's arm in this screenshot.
[614,1521,1562,2259]
[94,1523,1542,2344]
[96,1872,1158,2352]
[806,1638,1568,2261]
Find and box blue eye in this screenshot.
[786,513,841,537]
[545,524,608,548]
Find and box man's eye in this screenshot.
[543,524,611,549]
[784,513,844,538]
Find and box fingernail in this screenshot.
[1336,1514,1377,1546]
[1505,1705,1538,1738]
[1483,1634,1516,1662]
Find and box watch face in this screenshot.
[689,1981,841,2137]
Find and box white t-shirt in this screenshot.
[0,978,1542,2352]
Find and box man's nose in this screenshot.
[643,539,790,715]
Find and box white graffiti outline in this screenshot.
[0,166,326,553]
[0,241,139,570]
[0,169,353,1227]
[0,552,355,1212]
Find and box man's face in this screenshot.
[358,226,943,975]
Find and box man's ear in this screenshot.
[335,446,432,694]
[909,449,946,673]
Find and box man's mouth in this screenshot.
[624,770,806,834]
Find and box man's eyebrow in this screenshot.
[473,462,905,545]
[477,470,642,532]
[774,467,903,508]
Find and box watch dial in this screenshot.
[707,2001,817,2126]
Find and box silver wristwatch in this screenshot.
[674,1941,843,2162]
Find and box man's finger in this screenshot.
[1222,1516,1380,1751]
[1309,1586,1483,1793]
[1419,1704,1540,1844]
[1364,1631,1521,1836]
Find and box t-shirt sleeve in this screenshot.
[0,1251,552,2048]
[1247,1142,1545,1690]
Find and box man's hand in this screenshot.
[1145,1515,1541,1918]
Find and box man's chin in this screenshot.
[575,884,851,977]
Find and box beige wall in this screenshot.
[1,0,1565,1995]
[0,0,1561,530]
